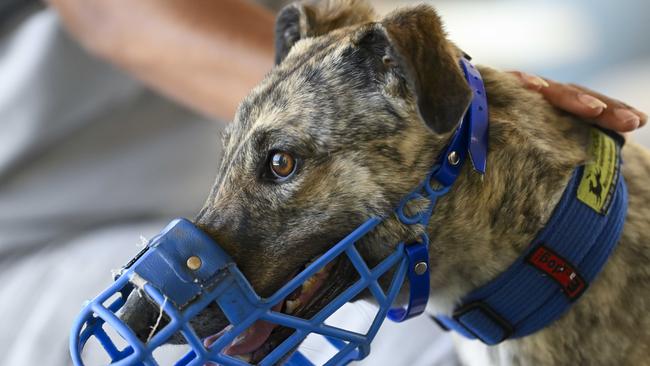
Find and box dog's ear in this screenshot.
[362,5,472,134]
[274,0,376,64]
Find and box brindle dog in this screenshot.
[120,1,650,364]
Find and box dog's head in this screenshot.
[121,0,474,361]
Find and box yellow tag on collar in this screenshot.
[577,129,620,214]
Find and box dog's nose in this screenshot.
[117,287,232,345]
[117,290,167,343]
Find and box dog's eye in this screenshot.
[269,151,296,179]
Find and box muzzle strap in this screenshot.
[386,240,430,322]
[388,56,489,322]
[433,57,488,187]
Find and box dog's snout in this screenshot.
[117,290,167,343]
[117,289,230,344]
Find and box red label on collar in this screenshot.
[526,246,587,300]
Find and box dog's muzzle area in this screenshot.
[118,290,230,345]
[117,249,352,363]
[69,217,413,366]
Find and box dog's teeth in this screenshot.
[285,299,301,314]
[235,354,252,362]
[302,276,318,291]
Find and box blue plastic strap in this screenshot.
[461,58,489,175]
[389,57,488,322]
[285,350,314,366]
[433,57,488,186]
[132,219,234,308]
[387,240,431,322]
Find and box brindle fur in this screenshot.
[122,1,650,364]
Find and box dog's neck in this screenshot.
[425,66,589,313]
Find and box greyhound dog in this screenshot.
[119,1,650,364]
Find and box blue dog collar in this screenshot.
[436,129,628,345]
[69,57,488,365]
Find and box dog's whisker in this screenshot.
[146,296,168,344]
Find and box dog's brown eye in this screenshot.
[270,151,296,179]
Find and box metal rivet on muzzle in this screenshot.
[186,256,202,271]
[447,151,460,166]
[414,262,428,275]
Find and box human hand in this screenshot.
[511,71,648,133]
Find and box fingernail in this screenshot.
[522,73,550,88]
[614,108,641,128]
[638,110,648,123]
[578,94,608,110]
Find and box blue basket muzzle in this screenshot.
[70,57,488,366]
[70,216,422,366]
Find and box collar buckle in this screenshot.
[452,301,514,345]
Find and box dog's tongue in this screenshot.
[203,263,332,360]
[204,302,282,357]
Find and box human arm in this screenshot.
[48,0,648,131]
[48,0,276,119]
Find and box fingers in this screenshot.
[567,83,648,131]
[511,71,607,119]
[509,71,549,91]
[540,79,609,121]
[509,71,648,133]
